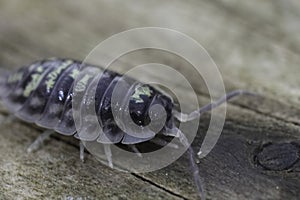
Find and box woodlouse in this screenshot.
[0,58,252,199]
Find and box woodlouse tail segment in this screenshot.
[173,90,256,122]
[0,68,10,97]
[0,114,17,125]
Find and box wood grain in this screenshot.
[0,0,299,199]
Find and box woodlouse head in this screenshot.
[128,85,174,132]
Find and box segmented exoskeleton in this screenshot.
[0,58,252,199]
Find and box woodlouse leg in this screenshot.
[27,130,53,153]
[173,127,206,200]
[0,114,17,125]
[129,145,142,158]
[173,90,256,122]
[79,141,85,162]
[150,137,179,149]
[104,144,113,168]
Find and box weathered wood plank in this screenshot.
[136,97,300,200]
[0,0,300,199]
[0,114,182,200]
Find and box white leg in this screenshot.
[79,141,85,162]
[174,128,206,200]
[150,137,179,149]
[104,144,113,168]
[129,145,142,158]
[27,130,53,153]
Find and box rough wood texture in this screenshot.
[0,1,300,199]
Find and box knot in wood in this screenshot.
[257,143,299,171]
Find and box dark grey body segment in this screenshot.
[16,59,69,122]
[36,62,81,129]
[0,58,175,144]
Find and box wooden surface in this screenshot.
[0,0,300,199]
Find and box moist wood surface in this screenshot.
[0,1,300,199]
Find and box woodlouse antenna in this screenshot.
[173,90,256,122]
[171,90,256,199]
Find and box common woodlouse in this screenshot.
[0,58,252,199]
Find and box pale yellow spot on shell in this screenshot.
[23,73,44,97]
[69,69,80,79]
[131,86,152,103]
[45,60,73,91]
[74,74,93,92]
